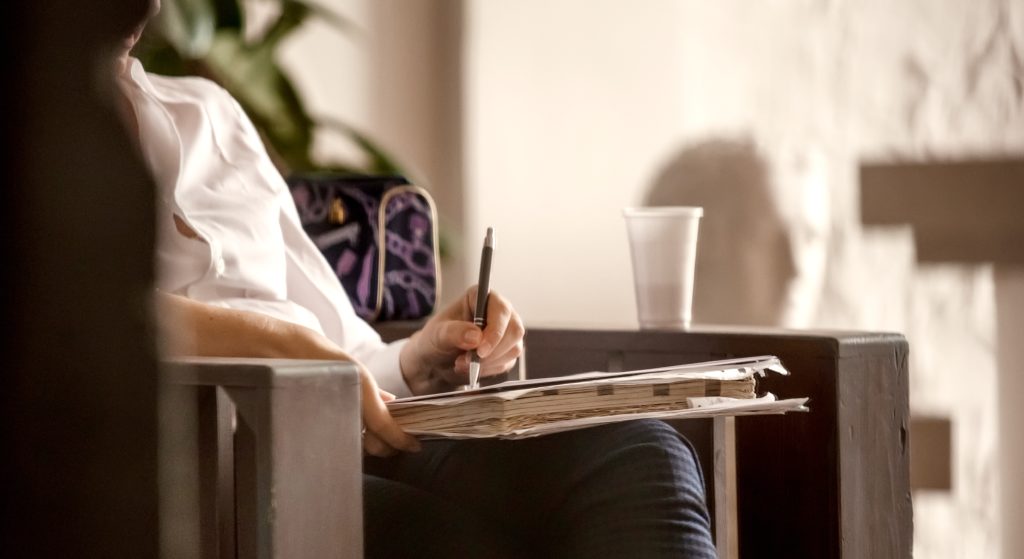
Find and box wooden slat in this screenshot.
[197,387,236,559]
[713,416,738,559]
[860,159,1024,264]
[909,416,952,491]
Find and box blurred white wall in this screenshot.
[464,0,688,327]
[247,0,375,162]
[463,3,1020,557]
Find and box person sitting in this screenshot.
[118,2,716,557]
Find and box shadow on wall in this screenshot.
[645,139,827,327]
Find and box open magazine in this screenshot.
[387,355,809,440]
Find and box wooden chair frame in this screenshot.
[160,327,911,558]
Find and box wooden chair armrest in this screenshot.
[160,358,363,559]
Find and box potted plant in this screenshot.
[136,0,401,175]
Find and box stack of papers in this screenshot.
[388,356,809,439]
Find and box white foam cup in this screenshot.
[622,206,703,329]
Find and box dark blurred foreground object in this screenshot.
[1,0,160,556]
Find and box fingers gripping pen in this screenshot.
[468,227,494,389]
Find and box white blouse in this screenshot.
[120,57,410,396]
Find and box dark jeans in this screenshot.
[363,419,716,558]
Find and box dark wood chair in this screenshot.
[161,326,911,558]
[159,358,364,559]
[521,327,912,559]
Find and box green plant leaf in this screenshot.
[212,0,243,31]
[204,28,315,171]
[298,0,361,37]
[318,118,405,176]
[248,1,360,46]
[254,0,310,48]
[137,0,405,176]
[154,0,216,59]
[133,35,194,77]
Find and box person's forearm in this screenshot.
[155,291,345,361]
[154,294,420,455]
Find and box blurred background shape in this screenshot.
[643,138,830,328]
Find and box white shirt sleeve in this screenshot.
[126,58,415,397]
[221,88,414,396]
[277,186,414,397]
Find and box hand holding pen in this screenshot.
[468,227,495,389]
[397,226,524,396]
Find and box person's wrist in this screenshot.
[399,335,430,394]
[400,334,453,395]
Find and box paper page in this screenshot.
[403,394,809,440]
[392,355,788,405]
[387,355,809,440]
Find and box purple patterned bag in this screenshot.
[287,175,440,322]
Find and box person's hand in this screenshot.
[357,364,422,457]
[282,323,421,457]
[278,323,421,457]
[399,286,524,395]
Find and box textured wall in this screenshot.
[464,1,1022,557]
[671,2,1022,556]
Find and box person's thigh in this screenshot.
[362,473,522,559]
[365,419,716,558]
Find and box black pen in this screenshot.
[469,227,494,389]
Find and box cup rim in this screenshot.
[622,206,703,218]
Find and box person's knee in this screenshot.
[606,419,696,458]
[603,420,705,488]
[547,419,707,500]
[625,418,693,449]
[571,420,711,526]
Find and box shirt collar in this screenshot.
[119,57,185,205]
[124,57,158,94]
